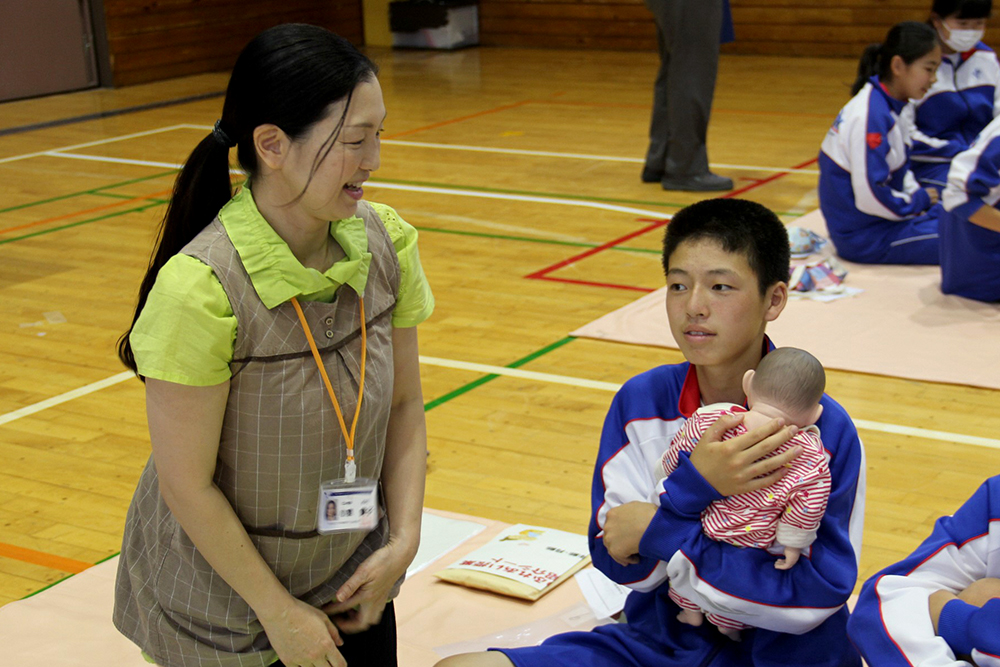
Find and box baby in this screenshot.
[659,347,831,639]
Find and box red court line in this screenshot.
[528,100,834,119]
[525,217,670,280]
[722,156,819,199]
[383,100,533,140]
[534,275,656,292]
[0,542,92,574]
[523,155,819,292]
[0,188,173,236]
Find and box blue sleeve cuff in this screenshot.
[637,454,722,562]
[952,198,987,221]
[913,187,932,212]
[658,453,724,516]
[938,598,976,655]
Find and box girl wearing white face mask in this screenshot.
[906,0,998,192]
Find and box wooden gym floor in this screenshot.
[0,47,997,607]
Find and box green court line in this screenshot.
[415,224,661,255]
[0,169,178,216]
[91,191,170,204]
[423,336,576,412]
[0,202,165,245]
[18,549,122,599]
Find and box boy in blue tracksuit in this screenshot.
[849,476,1000,667]
[819,22,943,265]
[436,199,866,667]
[909,0,999,190]
[940,113,1000,301]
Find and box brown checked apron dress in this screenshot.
[114,201,400,667]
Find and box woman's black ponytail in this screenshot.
[850,22,939,96]
[118,24,377,377]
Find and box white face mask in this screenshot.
[940,26,984,52]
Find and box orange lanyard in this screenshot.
[290,296,366,481]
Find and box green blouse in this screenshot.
[130,187,434,386]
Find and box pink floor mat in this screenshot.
[571,209,1000,390]
[0,510,601,666]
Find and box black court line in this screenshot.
[0,90,225,138]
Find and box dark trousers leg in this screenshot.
[275,601,397,667]
[643,0,723,178]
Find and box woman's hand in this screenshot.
[323,537,414,634]
[258,595,345,667]
[602,501,659,566]
[688,413,799,497]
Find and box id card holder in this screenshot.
[317,478,379,534]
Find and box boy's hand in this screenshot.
[928,589,959,634]
[924,187,940,206]
[602,501,658,566]
[689,413,799,497]
[957,577,1000,607]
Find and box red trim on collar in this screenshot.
[961,47,978,61]
[878,81,893,97]
[678,365,701,418]
[677,336,775,417]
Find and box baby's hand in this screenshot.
[775,546,801,570]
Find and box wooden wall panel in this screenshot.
[478,0,947,57]
[103,0,364,87]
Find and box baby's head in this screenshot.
[743,347,825,427]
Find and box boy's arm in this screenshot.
[589,388,686,591]
[640,400,864,635]
[848,478,999,667]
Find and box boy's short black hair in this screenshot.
[661,198,790,296]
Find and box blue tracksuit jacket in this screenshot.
[819,77,940,265]
[940,113,1000,302]
[499,343,866,667]
[849,476,1000,667]
[909,45,1000,188]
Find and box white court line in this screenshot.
[420,355,623,392]
[418,356,1000,451]
[46,151,242,176]
[0,372,135,427]
[2,360,998,451]
[381,140,821,175]
[370,181,667,218]
[180,123,821,175]
[0,125,193,166]
[43,151,669,218]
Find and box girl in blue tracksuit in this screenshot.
[848,475,1000,667]
[819,22,944,265]
[939,113,1000,301]
[909,0,998,190]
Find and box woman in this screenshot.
[114,24,434,667]
[819,22,943,265]
[909,0,998,191]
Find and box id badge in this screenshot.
[317,478,379,534]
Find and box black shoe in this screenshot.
[641,167,664,183]
[661,173,734,192]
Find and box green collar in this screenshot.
[218,187,372,308]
